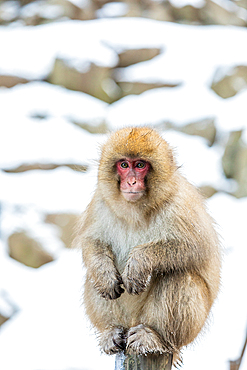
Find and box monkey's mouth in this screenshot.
[122,191,144,202]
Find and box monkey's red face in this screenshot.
[116,159,150,202]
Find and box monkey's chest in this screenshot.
[98,204,167,271]
[107,225,155,273]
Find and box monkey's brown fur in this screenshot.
[75,127,221,361]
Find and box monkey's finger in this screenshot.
[125,279,147,295]
[115,283,125,295]
[113,336,126,351]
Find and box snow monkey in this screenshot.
[75,127,221,363]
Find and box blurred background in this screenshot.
[0,0,247,369]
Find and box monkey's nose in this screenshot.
[127,179,136,186]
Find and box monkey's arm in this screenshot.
[82,237,124,300]
[122,238,207,295]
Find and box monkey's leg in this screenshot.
[99,326,127,354]
[126,324,174,355]
[84,277,127,354]
[133,273,210,354]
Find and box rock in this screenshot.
[20,0,94,26]
[49,58,115,103]
[199,185,217,198]
[117,48,161,68]
[0,292,19,326]
[146,1,174,22]
[0,75,29,88]
[222,130,247,198]
[45,213,79,249]
[234,142,247,198]
[8,232,54,268]
[117,81,178,98]
[0,314,9,326]
[49,0,95,21]
[20,2,61,25]
[2,163,88,173]
[211,65,247,99]
[201,0,247,26]
[19,0,35,5]
[178,118,217,146]
[156,118,216,146]
[169,3,202,24]
[222,130,242,179]
[236,0,247,10]
[114,47,180,98]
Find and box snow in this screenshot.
[0,21,118,79]
[162,131,225,188]
[0,82,107,168]
[170,0,205,8]
[0,243,115,370]
[20,1,64,20]
[0,15,247,370]
[96,2,129,18]
[0,167,98,214]
[0,1,20,21]
[107,84,247,132]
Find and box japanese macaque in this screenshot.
[74,127,221,363]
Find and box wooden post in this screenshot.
[229,330,247,370]
[115,352,173,370]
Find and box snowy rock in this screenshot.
[169,3,202,23]
[0,74,28,88]
[198,185,217,198]
[8,231,54,268]
[49,0,94,21]
[49,58,116,102]
[96,2,129,18]
[222,129,247,197]
[177,118,217,146]
[222,130,242,179]
[117,47,161,68]
[116,81,178,98]
[1,12,247,370]
[0,314,9,326]
[20,0,94,25]
[45,213,79,249]
[143,1,174,22]
[114,46,180,97]
[0,1,20,23]
[211,65,247,99]
[2,162,88,173]
[202,0,247,26]
[0,291,19,326]
[20,0,64,25]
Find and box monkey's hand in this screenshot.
[95,271,124,300]
[92,258,125,300]
[122,251,152,295]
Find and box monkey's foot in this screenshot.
[100,327,126,355]
[126,324,174,356]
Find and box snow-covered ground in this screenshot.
[0,17,247,370]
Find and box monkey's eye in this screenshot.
[120,162,129,169]
[135,162,146,169]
